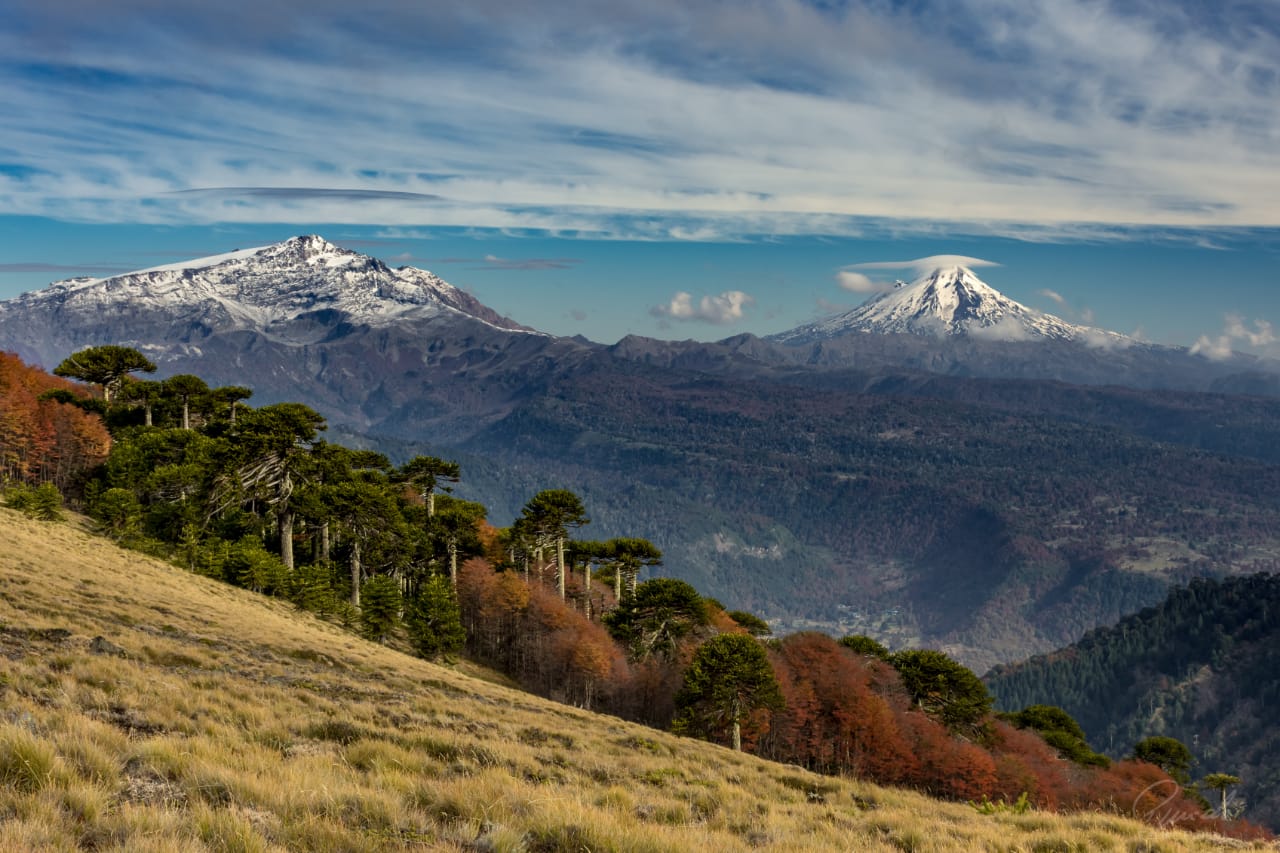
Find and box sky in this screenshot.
[1,0,1278,357]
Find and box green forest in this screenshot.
[0,345,1272,839]
[442,358,1280,667]
[987,573,1280,829]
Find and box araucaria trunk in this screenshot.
[350,540,362,607]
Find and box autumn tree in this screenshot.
[673,633,783,751]
[761,632,916,782]
[53,345,155,404]
[0,352,110,490]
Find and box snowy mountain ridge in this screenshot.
[9,235,531,336]
[774,265,1132,347]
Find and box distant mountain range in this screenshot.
[4,236,1279,668]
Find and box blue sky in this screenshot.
[1,0,1278,356]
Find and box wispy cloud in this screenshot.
[650,291,755,325]
[1191,314,1277,360]
[169,188,444,202]
[836,271,883,294]
[845,256,1002,275]
[0,262,132,275]
[472,255,583,271]
[1037,288,1066,306]
[834,255,1001,293]
[2,1,1280,238]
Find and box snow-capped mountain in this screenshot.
[774,265,1128,346]
[0,235,528,362]
[0,235,585,437]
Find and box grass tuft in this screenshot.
[0,724,64,793]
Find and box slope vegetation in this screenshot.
[0,509,1259,852]
[451,359,1280,670]
[986,574,1280,830]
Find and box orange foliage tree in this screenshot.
[761,633,917,784]
[0,352,110,491]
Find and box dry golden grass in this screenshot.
[0,507,1271,852]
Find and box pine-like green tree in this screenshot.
[52,345,156,403]
[890,649,993,734]
[359,575,402,643]
[1132,736,1194,784]
[4,482,63,521]
[673,633,783,751]
[405,574,466,658]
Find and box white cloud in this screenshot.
[1078,327,1132,351]
[2,1,1280,236]
[967,316,1032,342]
[1190,314,1276,360]
[836,271,887,293]
[650,290,755,325]
[845,256,1002,276]
[1037,288,1066,306]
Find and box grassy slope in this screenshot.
[0,509,1264,852]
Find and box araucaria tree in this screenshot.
[1201,773,1242,820]
[890,649,993,734]
[673,633,783,751]
[405,574,466,657]
[53,345,156,404]
[604,577,708,661]
[210,403,326,573]
[517,489,589,599]
[397,455,460,518]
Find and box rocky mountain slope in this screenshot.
[0,235,590,439]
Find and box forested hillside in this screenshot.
[446,357,1280,669]
[6,511,1269,850]
[986,574,1280,829]
[3,346,1271,841]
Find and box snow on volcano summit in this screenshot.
[773,265,1128,346]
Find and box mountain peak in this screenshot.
[773,265,1125,346]
[0,235,535,369]
[266,234,354,262]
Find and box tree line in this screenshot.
[0,346,1269,840]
